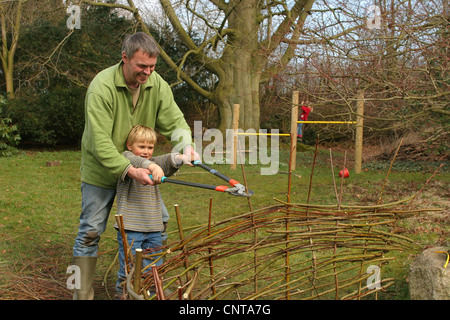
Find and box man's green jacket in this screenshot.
[81,61,192,189]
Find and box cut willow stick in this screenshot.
[306,134,320,296]
[207,197,216,298]
[335,150,347,298]
[285,206,291,300]
[237,138,258,294]
[183,266,201,299]
[133,249,143,295]
[115,214,130,274]
[174,204,191,290]
[329,149,339,202]
[152,265,165,300]
[337,151,347,211]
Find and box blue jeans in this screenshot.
[73,182,116,257]
[297,123,303,136]
[115,230,163,294]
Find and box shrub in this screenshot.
[0,99,21,156]
[4,85,85,147]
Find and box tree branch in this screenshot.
[81,0,137,13]
[83,0,215,101]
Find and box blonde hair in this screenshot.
[127,125,157,146]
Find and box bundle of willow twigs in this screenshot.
[124,197,438,300]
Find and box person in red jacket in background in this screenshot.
[297,101,313,140]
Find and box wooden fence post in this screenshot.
[355,90,364,174]
[289,92,299,172]
[231,104,240,170]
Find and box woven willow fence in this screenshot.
[123,197,430,300]
[120,140,442,300]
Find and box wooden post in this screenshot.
[355,90,364,174]
[289,92,299,173]
[133,248,142,294]
[231,104,240,170]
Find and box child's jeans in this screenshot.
[115,229,163,295]
[297,123,303,136]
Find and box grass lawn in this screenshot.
[0,145,448,300]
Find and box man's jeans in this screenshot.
[73,182,116,257]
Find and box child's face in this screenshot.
[127,140,155,160]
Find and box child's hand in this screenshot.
[148,163,164,184]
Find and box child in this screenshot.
[297,101,313,140]
[114,125,191,299]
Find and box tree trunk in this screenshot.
[214,1,261,131]
[0,1,23,99]
[216,54,261,131]
[3,57,14,98]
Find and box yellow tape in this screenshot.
[435,251,449,268]
[297,121,356,124]
[236,133,291,136]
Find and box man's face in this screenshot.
[122,49,157,88]
[127,140,155,160]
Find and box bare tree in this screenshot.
[0,0,64,98]
[284,0,448,145]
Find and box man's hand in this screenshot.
[183,145,201,166]
[127,166,154,185]
[174,153,194,165]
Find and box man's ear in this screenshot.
[122,51,128,63]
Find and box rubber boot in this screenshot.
[72,256,97,300]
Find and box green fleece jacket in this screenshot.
[80,61,192,189]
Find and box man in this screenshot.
[72,32,197,299]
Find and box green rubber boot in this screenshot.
[72,256,97,300]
